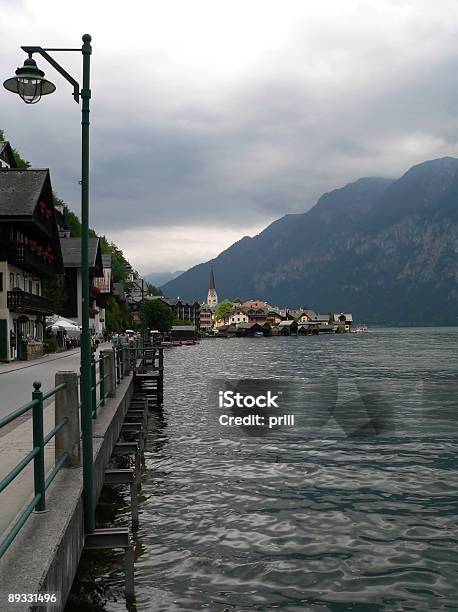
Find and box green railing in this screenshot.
[91,353,109,419]
[114,346,125,385]
[0,380,69,559]
[79,349,125,417]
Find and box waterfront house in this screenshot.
[0,167,64,361]
[278,320,299,335]
[199,304,213,332]
[228,309,249,326]
[245,307,269,325]
[59,236,104,331]
[296,310,316,324]
[333,313,353,331]
[153,296,201,330]
[91,254,112,335]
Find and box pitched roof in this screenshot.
[60,237,102,270]
[0,141,17,168]
[161,297,199,307]
[209,267,216,291]
[0,169,48,216]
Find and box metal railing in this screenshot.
[0,380,69,559]
[114,346,124,385]
[79,348,126,417]
[91,353,109,419]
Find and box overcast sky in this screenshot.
[2,0,458,273]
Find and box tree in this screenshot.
[42,275,68,314]
[142,299,174,332]
[146,282,163,296]
[105,295,131,333]
[214,299,233,322]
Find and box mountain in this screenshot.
[162,157,458,325]
[144,270,184,287]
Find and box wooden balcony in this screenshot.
[7,290,54,315]
[7,243,55,277]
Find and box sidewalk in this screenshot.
[0,342,113,375]
[0,402,56,541]
[0,345,112,541]
[0,349,80,375]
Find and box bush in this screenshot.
[43,337,59,353]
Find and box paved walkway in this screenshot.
[0,344,110,544]
[0,348,80,375]
[0,403,55,541]
[0,344,111,420]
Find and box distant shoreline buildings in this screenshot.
[169,268,354,338]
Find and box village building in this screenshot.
[91,254,112,335]
[200,268,220,331]
[228,309,249,326]
[206,267,218,307]
[241,299,270,310]
[245,307,269,325]
[199,305,213,332]
[153,296,201,330]
[59,236,104,332]
[277,320,299,335]
[0,166,64,361]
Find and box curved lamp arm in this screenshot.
[21,46,80,103]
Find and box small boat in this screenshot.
[352,325,369,333]
[253,331,264,337]
[171,340,182,346]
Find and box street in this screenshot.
[0,345,109,420]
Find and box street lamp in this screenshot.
[3,56,56,103]
[3,35,95,533]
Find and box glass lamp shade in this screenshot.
[3,57,55,104]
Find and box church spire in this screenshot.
[207,266,218,307]
[209,267,216,291]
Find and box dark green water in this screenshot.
[67,328,458,611]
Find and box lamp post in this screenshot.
[4,35,95,533]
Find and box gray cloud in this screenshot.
[2,1,458,270]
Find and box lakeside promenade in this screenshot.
[0,346,110,547]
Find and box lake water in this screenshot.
[66,328,458,611]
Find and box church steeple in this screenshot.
[207,266,218,307]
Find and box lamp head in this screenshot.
[3,56,56,104]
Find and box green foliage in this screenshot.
[99,235,131,283]
[173,319,193,326]
[0,128,30,168]
[146,282,163,296]
[42,275,68,314]
[142,299,174,332]
[43,337,59,354]
[105,295,131,333]
[214,299,233,321]
[62,205,82,237]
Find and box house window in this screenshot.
[16,274,20,289]
[0,272,2,292]
[29,280,33,294]
[10,273,14,290]
[36,283,40,295]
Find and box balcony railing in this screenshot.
[7,243,55,277]
[7,290,54,315]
